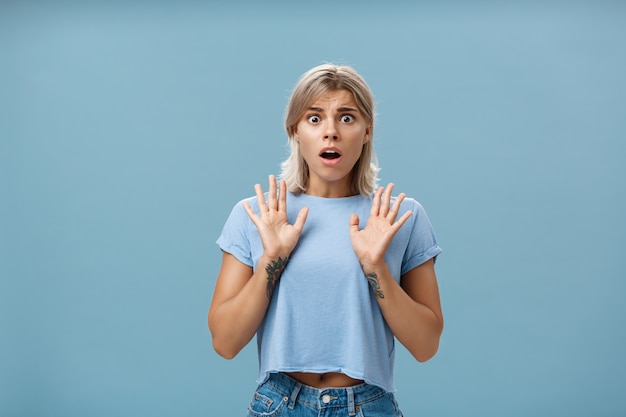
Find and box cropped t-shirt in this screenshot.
[216,192,441,392]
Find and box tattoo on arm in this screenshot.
[265,257,288,300]
[366,272,385,299]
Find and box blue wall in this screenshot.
[2,2,625,416]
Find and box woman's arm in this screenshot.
[208,252,287,359]
[362,259,443,362]
[208,176,308,359]
[349,184,443,362]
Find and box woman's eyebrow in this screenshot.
[306,106,359,113]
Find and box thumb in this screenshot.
[293,206,309,232]
[349,213,360,233]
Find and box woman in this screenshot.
[208,64,443,416]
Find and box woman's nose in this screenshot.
[324,120,338,140]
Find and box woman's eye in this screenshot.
[308,115,321,123]
[340,115,354,123]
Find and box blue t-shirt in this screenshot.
[216,192,441,392]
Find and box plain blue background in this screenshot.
[2,1,625,416]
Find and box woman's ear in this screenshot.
[363,124,372,143]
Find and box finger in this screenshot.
[292,206,309,233]
[380,183,394,217]
[392,210,413,231]
[370,187,383,217]
[267,174,278,210]
[349,213,360,235]
[254,183,268,213]
[242,201,260,225]
[388,192,406,223]
[278,179,287,213]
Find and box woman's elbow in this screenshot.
[213,346,238,360]
[415,346,439,363]
[211,337,241,360]
[414,325,443,362]
[208,320,241,359]
[413,338,441,362]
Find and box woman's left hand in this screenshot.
[349,183,413,270]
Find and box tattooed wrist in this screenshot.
[364,270,385,299]
[360,262,385,299]
[265,256,288,300]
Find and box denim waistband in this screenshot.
[263,372,387,415]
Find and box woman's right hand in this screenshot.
[243,175,309,260]
[209,175,307,357]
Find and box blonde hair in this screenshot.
[280,64,379,196]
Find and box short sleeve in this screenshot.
[401,199,442,275]
[216,201,254,267]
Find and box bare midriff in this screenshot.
[284,372,364,388]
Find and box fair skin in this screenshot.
[208,89,443,388]
[294,88,370,198]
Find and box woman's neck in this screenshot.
[305,180,355,198]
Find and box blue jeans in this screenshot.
[246,372,404,417]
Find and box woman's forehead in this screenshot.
[308,89,359,109]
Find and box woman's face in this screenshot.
[294,89,371,197]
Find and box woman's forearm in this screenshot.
[209,254,287,359]
[362,261,444,362]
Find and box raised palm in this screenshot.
[243,175,309,260]
[350,184,413,269]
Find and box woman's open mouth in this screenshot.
[320,150,341,160]
[319,148,342,165]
